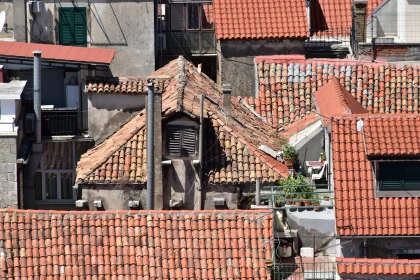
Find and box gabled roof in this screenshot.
[332,114,420,236]
[0,41,115,65]
[314,77,368,126]
[337,257,420,277]
[213,0,309,40]
[76,57,289,185]
[0,208,273,280]
[311,0,383,37]
[252,56,420,128]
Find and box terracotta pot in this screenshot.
[313,204,321,211]
[303,201,311,207]
[294,201,302,207]
[284,158,295,169]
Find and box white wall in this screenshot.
[0,99,16,132]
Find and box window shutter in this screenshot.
[182,127,197,156]
[167,127,181,155]
[59,8,74,46]
[403,162,420,190]
[73,8,87,46]
[379,163,402,190]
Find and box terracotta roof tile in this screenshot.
[0,41,115,64]
[77,57,289,185]
[332,114,420,236]
[213,0,309,39]
[311,0,384,37]
[337,257,420,277]
[0,209,272,280]
[252,56,420,128]
[86,77,170,94]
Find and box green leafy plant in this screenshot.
[282,145,297,160]
[320,151,327,162]
[277,174,310,205]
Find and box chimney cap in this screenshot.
[33,50,42,55]
[222,83,232,93]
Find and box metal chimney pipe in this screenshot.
[146,79,155,210]
[33,50,42,144]
[222,83,232,116]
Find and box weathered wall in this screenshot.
[0,1,14,40]
[220,39,306,97]
[286,207,336,256]
[295,128,324,176]
[17,0,154,77]
[359,43,420,61]
[81,184,147,210]
[88,93,145,143]
[341,237,420,259]
[0,136,17,208]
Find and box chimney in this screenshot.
[33,50,42,144]
[222,83,232,116]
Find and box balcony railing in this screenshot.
[41,108,88,136]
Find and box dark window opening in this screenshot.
[397,254,420,260]
[378,162,420,191]
[166,125,198,157]
[355,4,367,43]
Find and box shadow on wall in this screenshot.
[29,6,53,43]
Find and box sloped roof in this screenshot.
[76,57,289,185]
[313,77,368,126]
[337,257,420,277]
[332,114,420,236]
[311,0,384,37]
[0,41,115,65]
[213,0,309,39]
[86,77,170,94]
[0,208,273,280]
[251,56,420,128]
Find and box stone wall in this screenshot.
[0,136,17,208]
[359,43,420,61]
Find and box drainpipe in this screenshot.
[255,178,261,206]
[33,50,42,144]
[146,79,155,210]
[222,83,232,116]
[196,92,204,210]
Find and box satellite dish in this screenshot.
[0,12,6,33]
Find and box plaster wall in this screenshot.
[220,39,305,97]
[81,184,147,210]
[0,1,14,40]
[0,136,17,208]
[88,93,145,143]
[341,237,420,259]
[0,99,15,132]
[18,0,154,77]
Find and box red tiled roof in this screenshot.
[332,114,420,236]
[0,41,115,64]
[76,56,289,185]
[311,0,384,37]
[86,77,170,94]
[0,208,273,280]
[337,257,420,276]
[213,0,309,40]
[252,56,420,128]
[314,77,368,126]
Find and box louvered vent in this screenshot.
[166,126,197,157]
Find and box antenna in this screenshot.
[0,12,6,33]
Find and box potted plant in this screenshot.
[320,151,327,162]
[282,145,297,169]
[311,198,321,211]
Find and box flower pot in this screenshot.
[303,201,311,207]
[284,158,295,169]
[294,201,302,207]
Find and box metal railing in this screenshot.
[41,109,88,136]
[274,262,336,280]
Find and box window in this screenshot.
[157,3,215,54]
[377,162,420,191]
[166,125,198,157]
[59,7,87,47]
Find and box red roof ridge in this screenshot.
[336,258,420,264]
[331,113,420,120]
[255,55,389,65]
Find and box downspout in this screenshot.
[255,178,261,206]
[197,92,204,210]
[33,50,42,144]
[146,80,155,210]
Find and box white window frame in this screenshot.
[35,141,77,204]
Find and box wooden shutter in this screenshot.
[182,127,197,156]
[59,8,74,46]
[167,126,181,156]
[379,162,402,190]
[73,8,87,46]
[59,8,87,46]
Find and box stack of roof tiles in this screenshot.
[337,257,420,277]
[213,0,309,39]
[249,57,420,128]
[0,209,273,280]
[331,114,420,236]
[77,56,289,185]
[86,77,170,94]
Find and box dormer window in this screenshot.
[166,125,198,158]
[375,161,420,196]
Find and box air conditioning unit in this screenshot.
[25,113,35,134]
[157,34,167,50]
[29,1,45,13]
